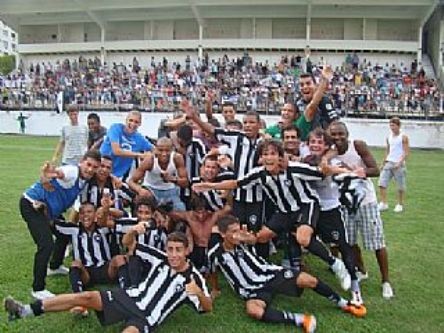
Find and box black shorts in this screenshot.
[233,201,263,233]
[266,202,319,235]
[97,288,148,331]
[189,246,208,272]
[316,207,347,244]
[86,263,114,286]
[247,269,303,304]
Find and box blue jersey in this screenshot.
[24,165,85,219]
[100,123,152,177]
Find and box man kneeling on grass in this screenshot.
[5,232,212,333]
[207,216,366,333]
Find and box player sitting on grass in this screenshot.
[208,216,366,333]
[5,232,212,333]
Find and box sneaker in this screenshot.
[382,282,394,299]
[302,314,317,333]
[4,297,25,321]
[70,306,89,317]
[47,265,69,276]
[342,302,367,318]
[351,290,364,306]
[356,271,368,282]
[31,289,55,300]
[393,204,403,213]
[331,259,351,291]
[378,202,389,211]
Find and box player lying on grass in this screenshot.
[5,232,212,333]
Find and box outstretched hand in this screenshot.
[185,277,202,296]
[321,65,334,81]
[192,182,212,193]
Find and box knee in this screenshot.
[71,260,83,269]
[296,231,310,248]
[296,272,318,289]
[79,291,98,304]
[112,255,127,267]
[245,302,264,320]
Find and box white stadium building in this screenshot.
[0,0,442,78]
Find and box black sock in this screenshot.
[288,237,302,270]
[118,264,130,289]
[339,242,358,281]
[307,237,335,266]
[313,280,342,305]
[69,267,84,293]
[262,307,302,325]
[30,300,44,316]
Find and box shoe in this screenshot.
[47,265,69,276]
[356,271,368,282]
[70,306,89,317]
[331,259,351,291]
[31,289,55,300]
[4,297,25,321]
[378,202,389,211]
[382,282,394,299]
[342,302,367,318]
[351,290,364,306]
[302,314,317,333]
[394,204,403,213]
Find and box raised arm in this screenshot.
[304,66,333,122]
[182,100,215,136]
[192,179,239,193]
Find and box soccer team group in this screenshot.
[4,66,410,333]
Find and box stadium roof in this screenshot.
[0,0,439,29]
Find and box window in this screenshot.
[3,29,8,37]
[11,33,16,39]
[3,41,8,49]
[12,43,16,50]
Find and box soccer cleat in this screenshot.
[302,314,317,333]
[70,306,89,317]
[342,302,367,318]
[378,202,389,211]
[331,259,351,291]
[31,289,55,300]
[47,265,69,276]
[382,282,394,299]
[4,296,25,321]
[393,204,403,213]
[351,290,364,306]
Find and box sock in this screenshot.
[19,304,34,317]
[69,267,84,293]
[118,264,130,289]
[307,237,335,266]
[262,307,304,326]
[339,242,358,281]
[351,280,360,293]
[30,300,44,316]
[313,280,347,307]
[288,237,302,270]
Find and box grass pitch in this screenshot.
[0,134,443,333]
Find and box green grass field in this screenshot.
[0,134,443,333]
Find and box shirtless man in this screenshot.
[168,195,230,273]
[128,137,188,211]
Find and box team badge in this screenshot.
[284,180,292,187]
[331,231,340,241]
[176,284,184,293]
[249,214,258,226]
[284,270,294,279]
[94,235,102,242]
[154,235,160,242]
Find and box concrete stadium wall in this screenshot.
[1,111,443,149]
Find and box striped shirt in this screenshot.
[182,137,207,197]
[115,217,167,251]
[54,220,111,267]
[207,241,282,299]
[214,128,263,203]
[237,161,323,213]
[191,170,234,212]
[126,244,210,329]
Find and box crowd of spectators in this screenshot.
[0,52,441,118]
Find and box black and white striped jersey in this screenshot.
[207,241,282,299]
[182,137,207,197]
[114,217,168,251]
[214,128,263,203]
[237,161,323,213]
[54,220,111,267]
[191,170,234,212]
[125,244,210,330]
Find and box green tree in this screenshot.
[0,55,16,75]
